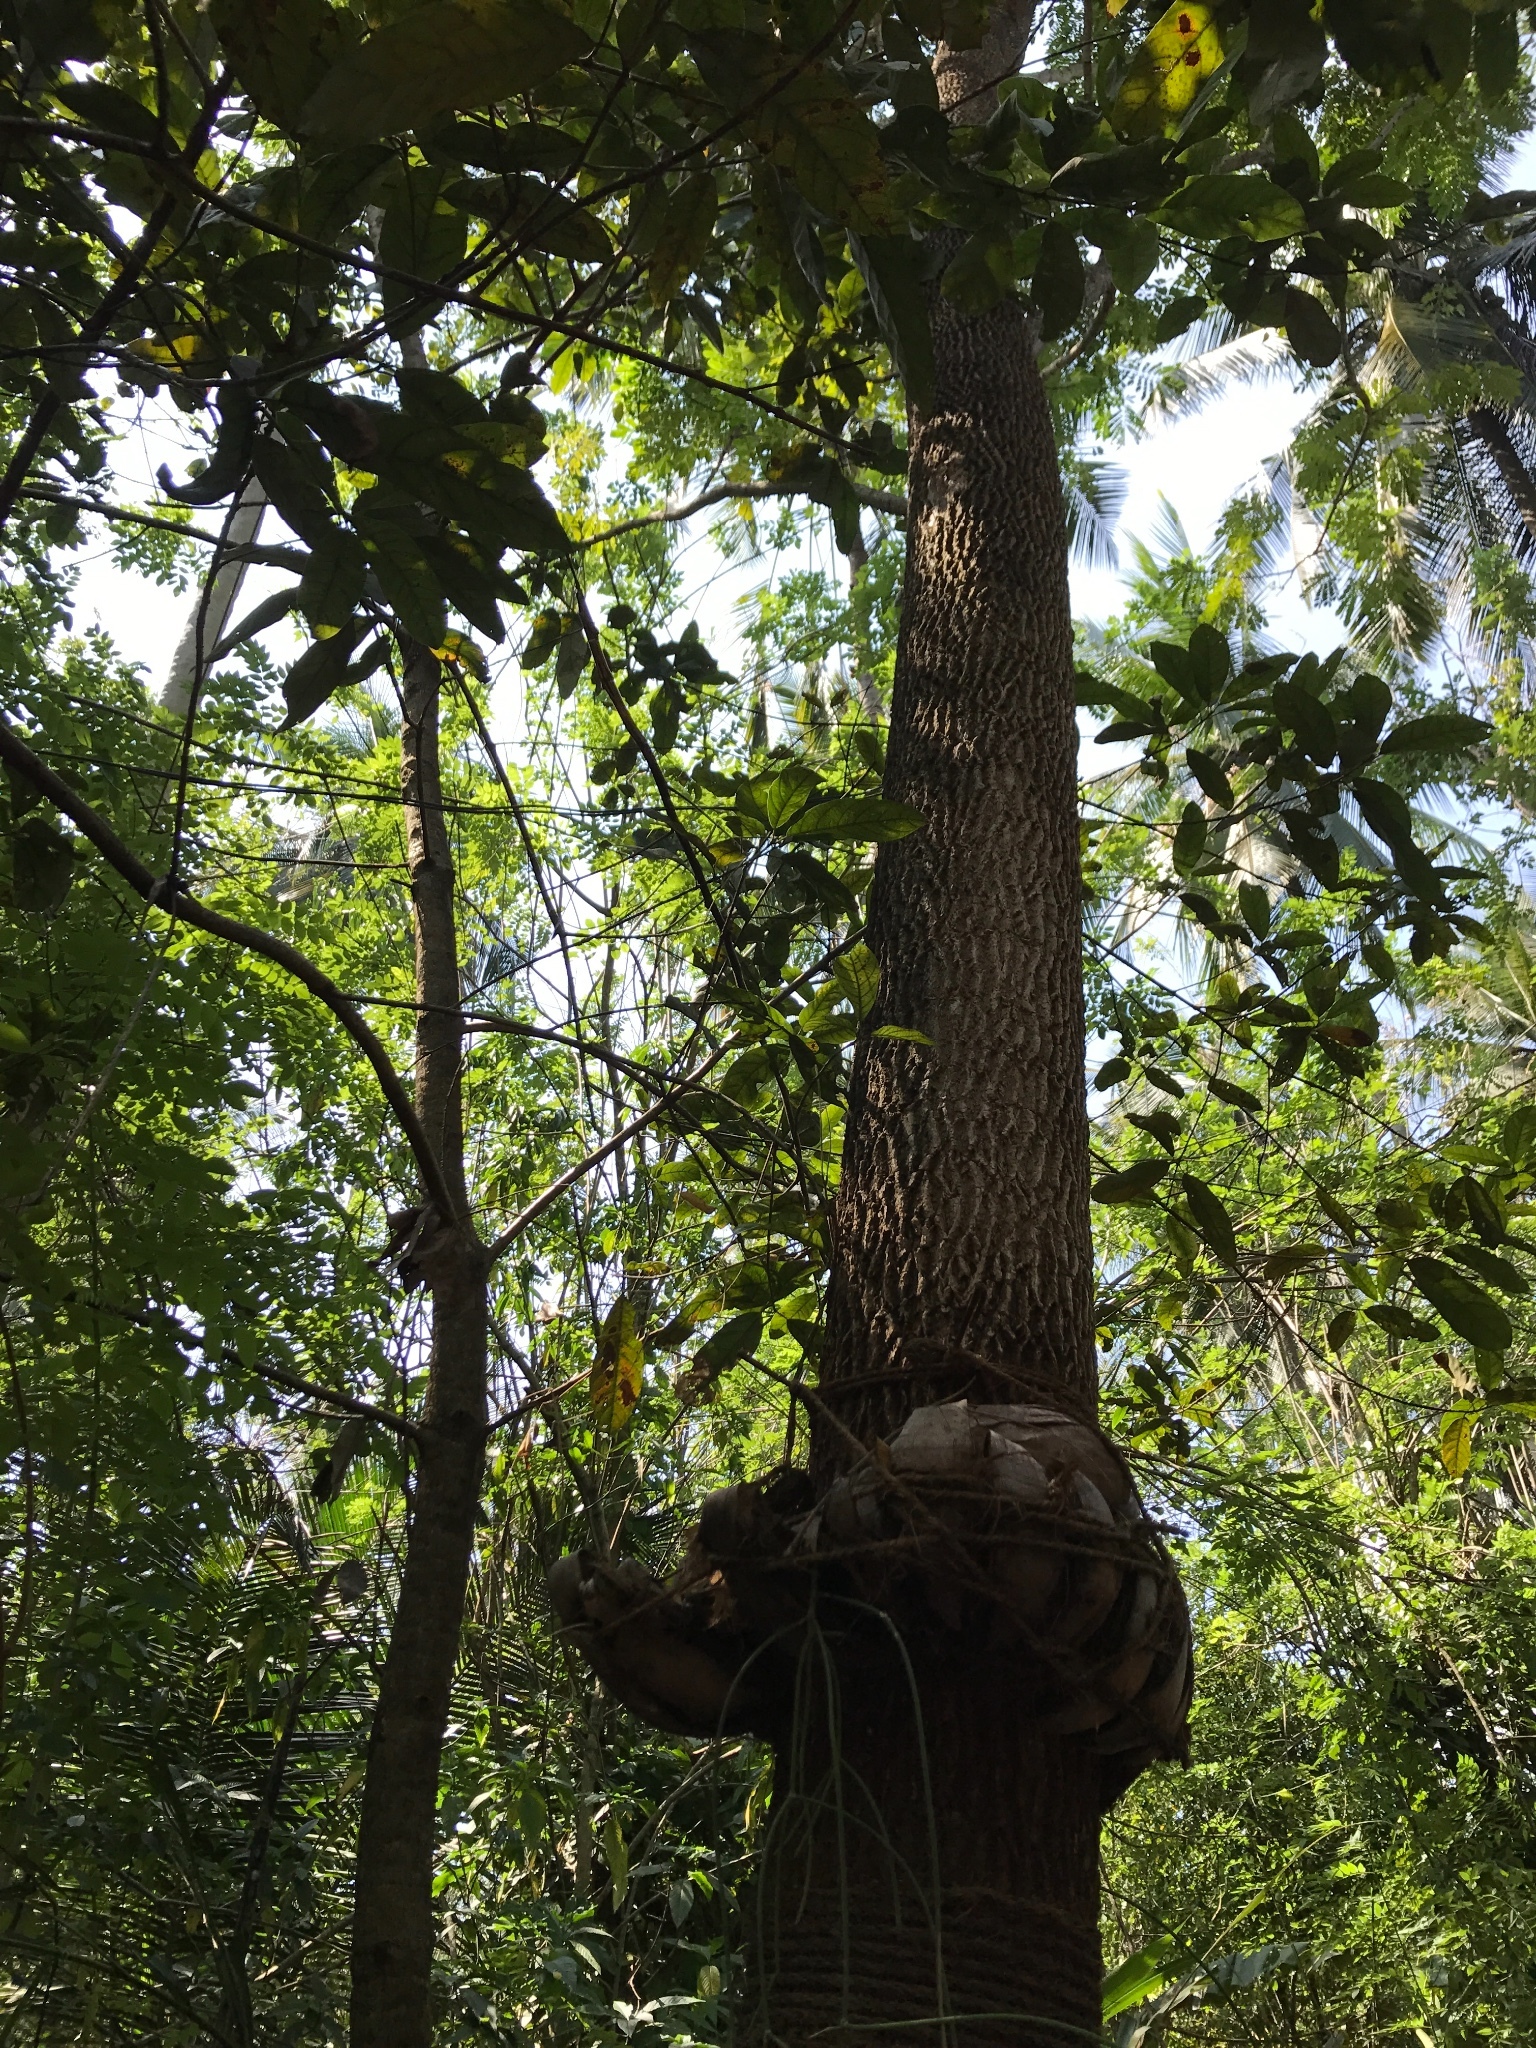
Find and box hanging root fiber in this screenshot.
[548,1399,1191,1806]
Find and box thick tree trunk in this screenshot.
[762,8,1103,2042]
[349,646,490,2048]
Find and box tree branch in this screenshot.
[578,475,906,549]
[485,1039,737,1262]
[227,1353,423,1443]
[0,716,457,1219]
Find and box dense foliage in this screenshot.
[5,0,1536,2041]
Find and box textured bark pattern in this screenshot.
[349,648,488,2048]
[763,7,1106,2037]
[820,263,1094,1452]
[757,1658,1103,2048]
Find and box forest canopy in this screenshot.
[4,0,1536,2043]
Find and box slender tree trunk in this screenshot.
[349,645,490,2048]
[760,8,1104,2042]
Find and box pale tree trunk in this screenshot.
[349,644,491,2048]
[758,5,1106,2041]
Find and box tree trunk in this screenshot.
[762,7,1104,2041]
[349,645,490,2048]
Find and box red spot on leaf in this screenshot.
[1177,11,1193,30]
[1183,44,1201,63]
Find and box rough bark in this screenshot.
[349,645,490,2048]
[762,4,1105,2040]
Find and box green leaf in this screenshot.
[279,619,369,729]
[785,797,925,843]
[1283,285,1341,367]
[1409,1257,1513,1352]
[692,1311,763,1374]
[300,0,590,143]
[1474,7,1521,99]
[590,1294,644,1433]
[1438,1406,1476,1479]
[1272,677,1337,762]
[1185,747,1234,808]
[207,0,356,134]
[1460,1174,1507,1246]
[1326,1308,1357,1352]
[1111,1,1225,141]
[297,525,367,630]
[1236,881,1271,939]
[753,73,897,236]
[1208,1074,1262,1113]
[1171,801,1207,876]
[1092,1159,1171,1204]
[1032,219,1086,341]
[1379,711,1491,757]
[635,174,718,307]
[832,943,880,1019]
[1181,1173,1238,1264]
[873,1023,933,1045]
[251,434,337,549]
[849,233,935,411]
[11,817,75,914]
[1364,1302,1439,1342]
[1128,1109,1181,1151]
[1103,1935,1177,2020]
[1095,1056,1131,1090]
[1106,216,1162,296]
[1447,1243,1529,1297]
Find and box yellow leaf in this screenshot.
[1111,2,1224,141]
[590,1294,643,1433]
[1438,1407,1476,1479]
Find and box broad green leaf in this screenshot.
[1103,1934,1177,2019]
[591,1295,644,1433]
[208,0,355,133]
[1159,172,1308,243]
[1181,1173,1237,1264]
[873,1024,933,1045]
[1379,711,1492,757]
[301,0,590,142]
[1032,219,1086,340]
[850,233,935,409]
[11,818,75,914]
[692,1311,763,1374]
[297,525,367,630]
[279,619,370,728]
[1409,1257,1512,1352]
[1185,747,1233,807]
[785,797,924,843]
[1364,1301,1440,1342]
[754,74,897,235]
[1208,1075,1262,1113]
[1111,2,1225,141]
[833,943,881,1020]
[636,175,718,308]
[1326,1308,1358,1352]
[1438,1407,1476,1479]
[1283,286,1341,367]
[1171,801,1207,876]
[1237,881,1271,939]
[1447,1244,1529,1296]
[1093,1159,1171,1204]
